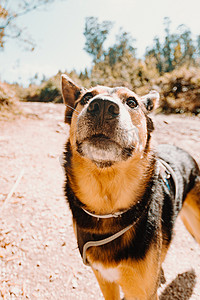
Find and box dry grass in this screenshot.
[0,82,21,120]
[20,74,63,103]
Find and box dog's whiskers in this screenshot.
[66,104,79,115]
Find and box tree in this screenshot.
[145,37,164,74]
[197,35,200,55]
[176,24,195,64]
[145,17,197,74]
[173,41,182,66]
[107,28,136,66]
[83,17,113,63]
[163,17,174,72]
[0,0,60,50]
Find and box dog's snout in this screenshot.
[87,98,119,119]
[87,99,101,115]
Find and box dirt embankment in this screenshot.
[0,102,200,299]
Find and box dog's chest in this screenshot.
[92,262,120,282]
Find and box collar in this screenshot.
[81,158,177,220]
[77,158,178,267]
[81,207,128,220]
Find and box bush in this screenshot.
[22,75,63,103]
[19,64,200,116]
[39,82,61,103]
[157,66,200,114]
[21,70,92,103]
[0,82,14,107]
[0,81,21,119]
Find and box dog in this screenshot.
[61,74,200,300]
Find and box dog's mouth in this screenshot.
[76,133,135,167]
[88,133,118,146]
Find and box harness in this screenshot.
[76,158,178,266]
[158,158,178,200]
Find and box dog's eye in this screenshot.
[126,97,138,109]
[80,92,93,105]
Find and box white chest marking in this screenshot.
[92,263,119,282]
[81,143,120,162]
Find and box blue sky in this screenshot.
[1,0,200,86]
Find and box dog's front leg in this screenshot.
[92,267,120,300]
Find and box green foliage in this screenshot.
[197,35,200,56]
[83,17,113,63]
[90,52,159,95]
[39,82,60,103]
[20,70,91,103]
[107,29,136,66]
[157,66,200,114]
[4,16,199,116]
[21,75,62,103]
[145,17,198,74]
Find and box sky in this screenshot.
[1,0,200,86]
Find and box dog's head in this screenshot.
[62,75,159,168]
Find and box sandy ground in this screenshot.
[0,102,200,300]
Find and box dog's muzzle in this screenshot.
[75,97,140,166]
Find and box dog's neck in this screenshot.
[68,149,155,215]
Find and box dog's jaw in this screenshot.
[79,140,122,167]
[76,132,137,167]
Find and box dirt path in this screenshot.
[0,102,200,300]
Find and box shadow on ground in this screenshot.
[160,269,196,300]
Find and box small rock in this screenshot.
[72,278,78,289]
[10,286,21,296]
[36,261,41,267]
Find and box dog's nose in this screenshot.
[87,98,119,119]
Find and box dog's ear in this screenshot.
[61,74,82,124]
[141,91,159,112]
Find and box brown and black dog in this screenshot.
[61,74,200,300]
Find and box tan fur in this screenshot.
[69,150,151,216]
[92,268,121,300]
[180,180,200,244]
[91,243,161,300]
[87,222,162,299]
